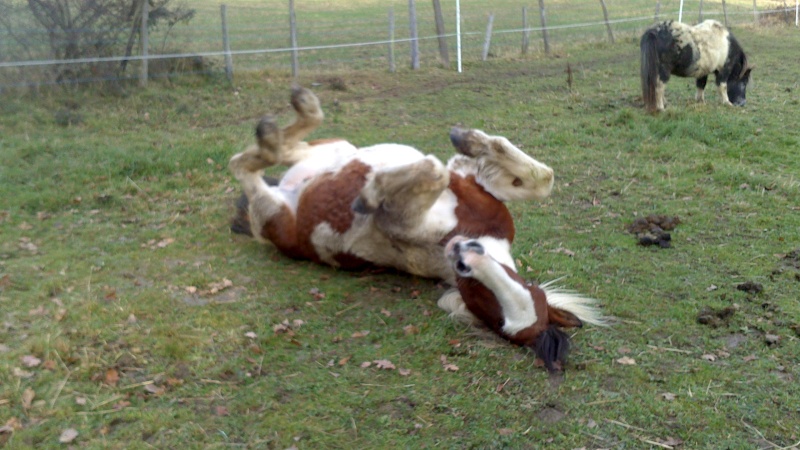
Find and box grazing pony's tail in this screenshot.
[540,280,609,328]
[640,29,659,113]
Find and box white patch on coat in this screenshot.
[437,288,479,324]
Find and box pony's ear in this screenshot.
[533,326,571,372]
[548,304,583,329]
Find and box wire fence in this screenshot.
[0,0,797,90]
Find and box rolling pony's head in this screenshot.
[445,236,606,371]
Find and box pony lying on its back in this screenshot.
[229,87,607,371]
[640,20,752,113]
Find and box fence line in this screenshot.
[0,1,797,89]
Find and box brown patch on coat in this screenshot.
[295,160,372,261]
[446,174,515,242]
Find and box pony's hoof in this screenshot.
[290,87,323,119]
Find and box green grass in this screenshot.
[1,23,799,449]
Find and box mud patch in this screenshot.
[626,215,681,248]
[537,406,566,424]
[722,333,749,349]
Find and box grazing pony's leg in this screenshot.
[655,78,667,111]
[695,75,708,103]
[448,128,554,201]
[716,79,733,106]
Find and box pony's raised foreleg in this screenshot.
[352,155,451,240]
[695,76,708,103]
[275,87,326,165]
[448,128,554,201]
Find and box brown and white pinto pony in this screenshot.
[229,87,606,371]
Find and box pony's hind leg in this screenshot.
[655,79,667,111]
[281,87,325,156]
[449,127,554,201]
[695,76,708,103]
[353,155,450,238]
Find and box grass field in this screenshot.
[1,19,800,449]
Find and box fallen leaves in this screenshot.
[373,359,396,370]
[21,388,35,410]
[143,237,175,249]
[59,428,78,443]
[185,278,233,297]
[440,355,459,372]
[615,356,636,366]
[21,355,41,368]
[18,237,39,254]
[104,368,120,387]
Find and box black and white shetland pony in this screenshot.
[640,20,752,113]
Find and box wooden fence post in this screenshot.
[482,14,494,61]
[432,0,449,65]
[699,0,704,21]
[220,4,233,82]
[722,0,729,26]
[139,0,149,87]
[538,0,550,55]
[522,6,530,54]
[409,0,420,70]
[655,0,661,21]
[753,0,759,23]
[599,0,614,43]
[388,8,396,72]
[289,0,299,78]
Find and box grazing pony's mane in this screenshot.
[640,19,753,113]
[229,87,606,371]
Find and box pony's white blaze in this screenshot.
[447,236,537,335]
[473,260,538,335]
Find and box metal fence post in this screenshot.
[139,0,149,87]
[409,0,420,70]
[538,0,550,55]
[482,14,494,61]
[289,0,299,78]
[221,4,233,82]
[600,0,615,44]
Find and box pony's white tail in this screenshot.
[540,280,609,327]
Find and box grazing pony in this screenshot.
[229,87,606,371]
[640,20,752,113]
